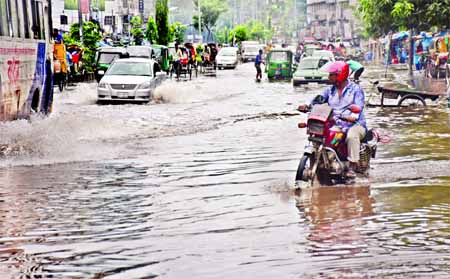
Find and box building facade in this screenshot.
[306,0,360,41]
[52,0,141,35]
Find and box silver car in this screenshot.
[97,58,162,103]
[217,47,239,69]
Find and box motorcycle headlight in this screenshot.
[308,120,325,135]
[139,81,152,89]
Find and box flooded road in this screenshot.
[0,63,449,278]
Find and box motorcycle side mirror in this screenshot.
[298,122,307,128]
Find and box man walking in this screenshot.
[255,49,264,82]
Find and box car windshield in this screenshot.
[107,62,152,76]
[219,49,236,56]
[319,61,333,71]
[98,53,120,64]
[299,59,319,70]
[270,52,288,61]
[127,47,151,58]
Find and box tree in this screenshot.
[156,0,170,45]
[130,15,144,45]
[80,21,102,71]
[193,0,228,41]
[358,0,450,38]
[170,22,187,43]
[146,17,158,44]
[229,25,249,44]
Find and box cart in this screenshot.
[371,83,442,107]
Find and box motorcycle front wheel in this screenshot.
[295,154,311,182]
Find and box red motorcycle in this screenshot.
[296,96,379,185]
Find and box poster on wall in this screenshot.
[64,0,104,12]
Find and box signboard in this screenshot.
[64,0,105,12]
[139,0,144,14]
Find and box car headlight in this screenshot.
[98,82,107,88]
[139,81,152,89]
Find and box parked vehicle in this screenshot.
[97,58,162,103]
[241,41,261,62]
[94,47,128,82]
[312,50,335,62]
[265,49,294,81]
[216,47,239,69]
[296,96,379,186]
[151,45,170,73]
[293,57,332,86]
[126,46,154,59]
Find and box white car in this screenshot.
[216,47,239,69]
[312,50,335,62]
[97,58,163,103]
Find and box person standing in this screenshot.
[255,49,265,82]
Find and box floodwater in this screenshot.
[0,63,449,278]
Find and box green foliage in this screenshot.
[145,17,158,44]
[63,21,100,71]
[170,22,187,43]
[131,15,144,44]
[156,0,170,45]
[358,0,450,37]
[192,0,228,31]
[81,21,102,71]
[215,26,230,44]
[229,25,249,44]
[246,20,272,42]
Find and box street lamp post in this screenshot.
[198,0,202,42]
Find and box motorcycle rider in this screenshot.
[298,61,366,178]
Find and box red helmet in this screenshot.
[323,61,349,82]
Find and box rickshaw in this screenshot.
[151,44,170,74]
[185,42,198,78]
[202,43,218,76]
[265,48,294,81]
[94,47,128,82]
[172,47,192,80]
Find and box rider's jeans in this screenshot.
[346,125,366,163]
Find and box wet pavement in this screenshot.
[0,63,449,278]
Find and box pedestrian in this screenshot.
[255,49,265,82]
[346,59,364,81]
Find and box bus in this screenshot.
[0,0,54,121]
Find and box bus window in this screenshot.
[11,0,21,37]
[21,0,30,38]
[0,0,8,36]
[30,0,43,39]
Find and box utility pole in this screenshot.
[78,0,83,43]
[198,0,202,42]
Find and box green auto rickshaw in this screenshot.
[94,47,128,82]
[151,44,170,74]
[265,48,294,81]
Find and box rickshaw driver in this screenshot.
[172,43,183,73]
[298,61,367,178]
[255,49,265,82]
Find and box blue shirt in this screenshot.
[255,54,262,66]
[319,81,367,131]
